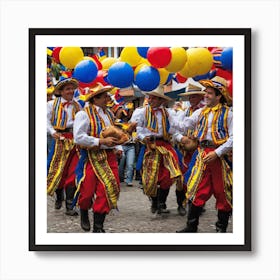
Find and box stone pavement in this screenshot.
[47,180,232,233]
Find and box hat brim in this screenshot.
[145,91,173,102]
[80,86,113,102]
[178,91,205,98]
[54,78,79,95]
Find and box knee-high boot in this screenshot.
[176,203,203,233]
[157,188,170,214]
[65,186,78,216]
[216,210,231,232]
[93,212,106,233]
[80,209,90,231]
[176,189,187,216]
[55,188,64,209]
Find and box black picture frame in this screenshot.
[29,28,251,251]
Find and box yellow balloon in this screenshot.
[59,47,84,69]
[158,68,170,85]
[165,47,188,72]
[101,57,117,70]
[186,48,213,76]
[179,61,198,78]
[83,56,95,62]
[120,47,142,67]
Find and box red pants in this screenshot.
[154,140,179,190]
[192,148,232,212]
[78,150,120,214]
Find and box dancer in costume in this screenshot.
[131,85,182,215]
[73,83,124,233]
[47,78,81,216]
[173,84,206,216]
[174,76,233,233]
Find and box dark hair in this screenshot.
[213,87,226,104]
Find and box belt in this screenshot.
[199,140,217,148]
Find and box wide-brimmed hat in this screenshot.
[54,77,79,95]
[178,83,206,100]
[80,83,114,102]
[199,76,232,106]
[145,85,173,102]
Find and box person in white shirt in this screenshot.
[174,76,233,233]
[47,78,81,216]
[131,85,182,215]
[73,83,123,233]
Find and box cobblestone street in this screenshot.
[47,180,232,234]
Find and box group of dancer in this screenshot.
[47,75,233,233]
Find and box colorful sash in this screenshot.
[194,104,230,145]
[183,147,232,207]
[142,145,182,197]
[145,105,170,141]
[51,97,80,130]
[47,138,75,195]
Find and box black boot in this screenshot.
[65,186,78,216]
[176,189,187,216]
[80,209,90,231]
[157,188,170,214]
[55,188,64,209]
[93,212,106,233]
[215,210,231,232]
[150,195,158,213]
[176,203,202,233]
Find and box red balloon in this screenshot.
[227,79,233,97]
[147,47,172,68]
[175,72,187,83]
[91,55,103,70]
[78,80,97,88]
[215,68,232,81]
[52,47,62,63]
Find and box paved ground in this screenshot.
[47,180,232,233]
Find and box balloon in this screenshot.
[179,61,197,78]
[52,47,62,63]
[101,57,118,70]
[120,47,142,67]
[73,59,98,83]
[158,68,170,85]
[59,47,84,69]
[134,66,160,91]
[185,48,213,76]
[137,47,149,58]
[192,72,211,81]
[221,47,233,71]
[134,61,151,77]
[165,47,188,72]
[91,55,103,70]
[107,62,134,88]
[227,79,233,97]
[175,73,187,83]
[211,47,224,68]
[147,47,172,68]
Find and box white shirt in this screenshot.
[47,97,81,136]
[131,106,176,141]
[171,107,233,157]
[73,105,122,151]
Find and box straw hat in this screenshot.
[145,85,173,101]
[199,76,232,106]
[178,83,206,100]
[54,77,79,95]
[80,83,114,102]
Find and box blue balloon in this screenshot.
[107,62,134,88]
[221,47,233,71]
[73,60,98,83]
[135,66,160,91]
[192,72,210,82]
[137,47,149,58]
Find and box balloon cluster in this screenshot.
[47,45,233,98]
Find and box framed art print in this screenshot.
[29,28,251,251]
